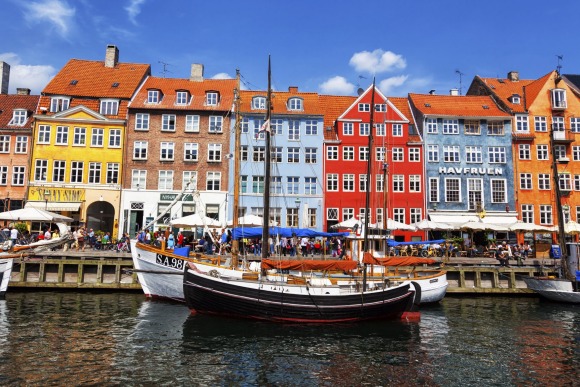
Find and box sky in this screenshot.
[2,0,579,97]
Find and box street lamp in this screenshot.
[43,189,50,210]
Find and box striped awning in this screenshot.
[25,201,81,212]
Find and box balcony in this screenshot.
[552,129,575,144]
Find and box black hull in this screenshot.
[183,268,415,323]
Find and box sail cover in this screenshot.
[261,259,358,271]
[362,252,436,266]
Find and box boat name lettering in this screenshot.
[155,254,185,270]
[429,278,439,283]
[438,167,503,176]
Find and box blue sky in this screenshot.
[2,0,579,97]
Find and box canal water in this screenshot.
[0,292,578,386]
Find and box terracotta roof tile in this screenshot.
[388,97,415,125]
[408,93,510,117]
[239,88,323,116]
[473,75,538,113]
[0,94,40,129]
[319,95,357,141]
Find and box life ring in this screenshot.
[208,269,221,279]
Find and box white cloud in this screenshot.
[319,76,355,95]
[349,49,406,74]
[22,0,76,38]
[212,72,233,80]
[125,0,146,25]
[0,53,55,94]
[378,75,409,95]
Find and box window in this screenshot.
[183,142,199,161]
[132,170,146,189]
[287,177,299,194]
[429,178,439,202]
[288,120,300,140]
[15,136,27,153]
[241,117,249,133]
[327,208,338,221]
[253,119,265,140]
[147,90,160,103]
[393,208,405,224]
[464,120,480,135]
[327,146,338,160]
[490,179,506,203]
[271,176,282,194]
[409,175,421,192]
[0,136,9,153]
[376,174,384,192]
[270,119,283,135]
[393,148,404,162]
[160,142,175,160]
[53,160,66,182]
[183,171,197,190]
[12,166,25,186]
[253,146,266,162]
[359,174,367,192]
[135,113,150,130]
[0,167,5,185]
[305,147,317,163]
[535,116,547,132]
[107,163,119,184]
[287,147,299,163]
[427,145,439,162]
[360,123,370,136]
[537,144,549,160]
[409,148,420,162]
[162,114,176,131]
[393,175,404,192]
[176,91,189,105]
[488,147,506,163]
[327,174,338,191]
[575,175,580,191]
[240,175,248,193]
[54,127,67,146]
[100,99,119,115]
[343,122,354,135]
[271,147,282,163]
[50,97,69,112]
[465,146,482,163]
[34,159,48,181]
[343,174,354,192]
[487,121,505,135]
[252,96,266,109]
[467,179,483,210]
[520,173,532,190]
[515,115,529,132]
[270,207,282,226]
[287,208,298,227]
[519,144,530,160]
[209,116,223,133]
[206,172,221,190]
[343,146,354,160]
[305,120,318,135]
[555,145,566,160]
[133,141,148,159]
[105,129,121,148]
[307,208,317,228]
[358,103,370,112]
[305,177,317,195]
[410,208,422,224]
[206,92,219,106]
[38,125,51,144]
[158,171,174,190]
[442,119,459,134]
[208,144,222,162]
[521,204,534,224]
[375,103,386,112]
[392,124,403,137]
[573,146,580,161]
[538,173,551,190]
[70,161,84,183]
[551,89,567,109]
[443,145,460,162]
[91,128,104,147]
[88,162,101,184]
[10,109,27,125]
[185,115,200,132]
[426,118,438,134]
[559,173,572,191]
[376,147,386,162]
[358,147,369,161]
[445,178,460,202]
[540,205,552,225]
[571,117,580,133]
[343,208,354,221]
[288,98,303,111]
[375,124,386,136]
[240,145,248,161]
[553,116,565,132]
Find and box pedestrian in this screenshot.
[10,226,18,246]
[167,232,175,249]
[177,231,184,248]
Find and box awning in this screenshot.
[25,201,81,212]
[430,213,518,227]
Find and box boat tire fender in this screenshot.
[410,281,422,308]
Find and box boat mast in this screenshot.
[362,79,376,290]
[231,69,241,267]
[261,56,272,261]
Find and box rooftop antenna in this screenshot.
[158,61,173,78]
[556,55,563,75]
[455,69,464,95]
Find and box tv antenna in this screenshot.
[158,61,173,78]
[556,55,563,74]
[455,69,464,95]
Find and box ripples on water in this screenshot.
[0,292,578,386]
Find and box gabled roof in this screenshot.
[408,93,510,118]
[42,59,150,98]
[319,95,356,141]
[0,94,40,129]
[561,74,580,97]
[337,84,389,121]
[129,76,237,111]
[239,87,323,116]
[470,75,536,113]
[388,97,414,125]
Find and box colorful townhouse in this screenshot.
[323,84,424,241]
[0,62,39,214]
[408,92,516,244]
[29,45,150,236]
[122,66,237,235]
[233,87,325,230]
[468,70,580,239]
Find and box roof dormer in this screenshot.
[205,91,219,106]
[8,108,28,126]
[147,89,162,104]
[251,96,266,110]
[509,94,521,104]
[175,90,190,105]
[287,97,303,111]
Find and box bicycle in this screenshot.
[421,246,443,258]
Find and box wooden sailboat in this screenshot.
[183,58,419,322]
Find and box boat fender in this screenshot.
[410,281,422,308]
[208,269,221,279]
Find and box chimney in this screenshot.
[429,89,436,95]
[507,71,519,82]
[16,88,31,95]
[105,45,119,68]
[288,86,298,93]
[0,61,10,94]
[450,88,459,96]
[190,64,204,82]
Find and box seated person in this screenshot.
[495,244,510,267]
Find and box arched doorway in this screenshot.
[86,201,115,235]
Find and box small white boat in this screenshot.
[523,276,580,303]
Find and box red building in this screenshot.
[323,85,424,241]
